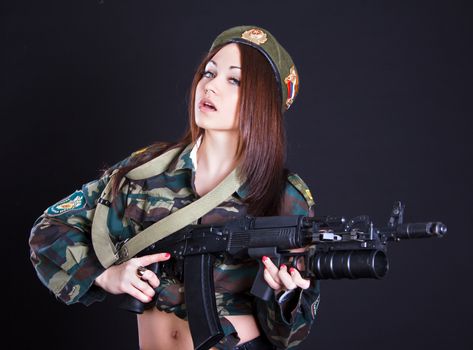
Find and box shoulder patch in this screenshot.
[130,142,172,159]
[131,145,150,158]
[287,173,315,208]
[46,190,86,216]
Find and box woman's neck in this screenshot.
[196,131,239,176]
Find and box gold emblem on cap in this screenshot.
[284,66,299,109]
[241,28,268,45]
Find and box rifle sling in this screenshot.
[92,146,242,268]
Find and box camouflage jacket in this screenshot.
[29,142,321,349]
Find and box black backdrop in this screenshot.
[3,1,472,349]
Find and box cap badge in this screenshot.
[284,65,299,109]
[241,28,268,45]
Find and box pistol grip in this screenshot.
[248,247,281,301]
[118,262,161,314]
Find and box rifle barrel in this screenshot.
[387,222,447,240]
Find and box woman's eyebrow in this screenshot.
[208,60,241,70]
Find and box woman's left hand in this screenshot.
[262,256,311,294]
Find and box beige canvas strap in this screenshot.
[126,146,182,181]
[91,146,241,268]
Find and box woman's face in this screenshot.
[194,43,241,133]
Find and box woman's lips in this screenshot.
[199,98,217,112]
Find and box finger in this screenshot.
[131,277,156,299]
[289,247,305,253]
[138,268,160,289]
[278,265,297,290]
[262,256,281,284]
[263,267,282,290]
[122,283,154,304]
[289,268,311,290]
[137,252,171,266]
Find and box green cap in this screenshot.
[209,25,299,111]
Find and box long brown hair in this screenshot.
[109,43,287,216]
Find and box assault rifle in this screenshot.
[120,201,446,350]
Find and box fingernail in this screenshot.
[164,253,170,258]
[280,264,286,270]
[289,267,296,274]
[262,256,269,262]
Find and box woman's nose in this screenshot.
[203,78,220,95]
[203,85,216,95]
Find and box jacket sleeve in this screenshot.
[254,173,321,349]
[29,157,130,306]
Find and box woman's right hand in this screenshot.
[94,252,171,303]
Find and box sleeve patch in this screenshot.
[46,190,86,216]
[311,295,320,319]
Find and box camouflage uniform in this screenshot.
[29,142,321,349]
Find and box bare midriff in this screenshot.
[137,308,260,350]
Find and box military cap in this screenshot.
[210,25,299,111]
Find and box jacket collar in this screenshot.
[168,140,247,199]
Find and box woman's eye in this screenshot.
[203,71,215,78]
[229,78,240,86]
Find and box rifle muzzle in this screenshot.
[393,222,447,240]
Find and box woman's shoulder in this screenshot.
[281,172,315,216]
[129,141,175,162]
[129,142,167,158]
[106,141,177,173]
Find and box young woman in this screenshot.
[29,26,320,350]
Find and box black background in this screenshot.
[3,1,472,349]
